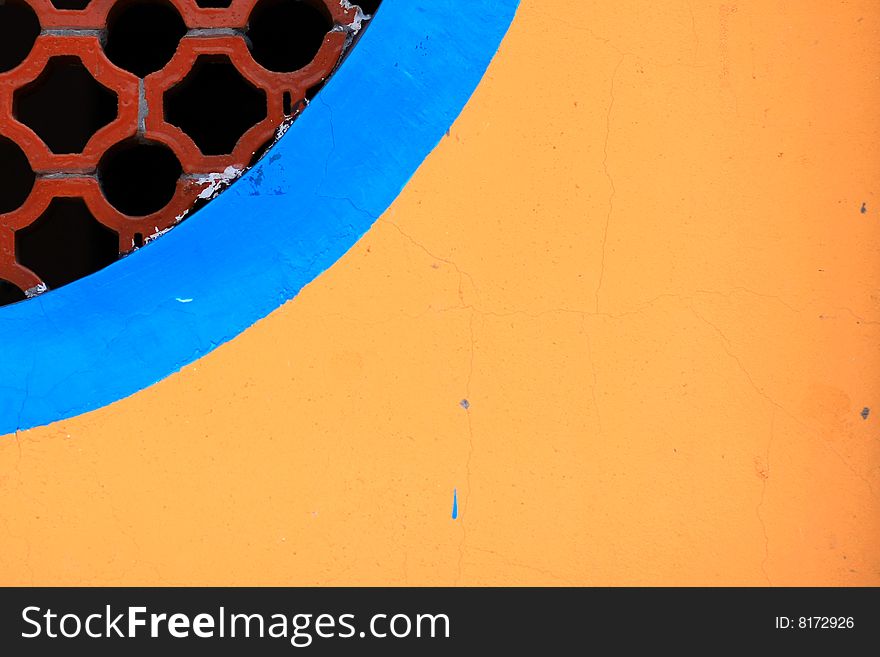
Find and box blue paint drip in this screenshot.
[0,0,520,435]
[460,399,470,410]
[452,489,459,520]
[861,407,870,420]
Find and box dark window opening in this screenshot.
[0,280,26,306]
[355,0,381,15]
[248,0,333,73]
[104,0,188,78]
[98,139,183,216]
[165,55,268,155]
[0,136,36,214]
[15,198,119,290]
[50,0,93,9]
[14,56,118,154]
[0,1,40,74]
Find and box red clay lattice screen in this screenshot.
[0,0,379,306]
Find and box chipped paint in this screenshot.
[24,282,48,298]
[146,225,174,245]
[0,1,361,298]
[0,0,520,434]
[194,166,245,201]
[338,1,367,32]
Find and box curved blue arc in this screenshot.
[0,0,519,435]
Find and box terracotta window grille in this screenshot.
[0,0,380,306]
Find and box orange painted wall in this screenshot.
[1,0,878,586]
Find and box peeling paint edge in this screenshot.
[0,0,521,435]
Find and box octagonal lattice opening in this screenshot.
[247,0,334,73]
[164,55,268,156]
[14,56,118,155]
[98,139,183,216]
[104,0,188,78]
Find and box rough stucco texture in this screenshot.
[1,0,878,585]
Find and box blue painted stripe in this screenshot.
[0,0,519,435]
